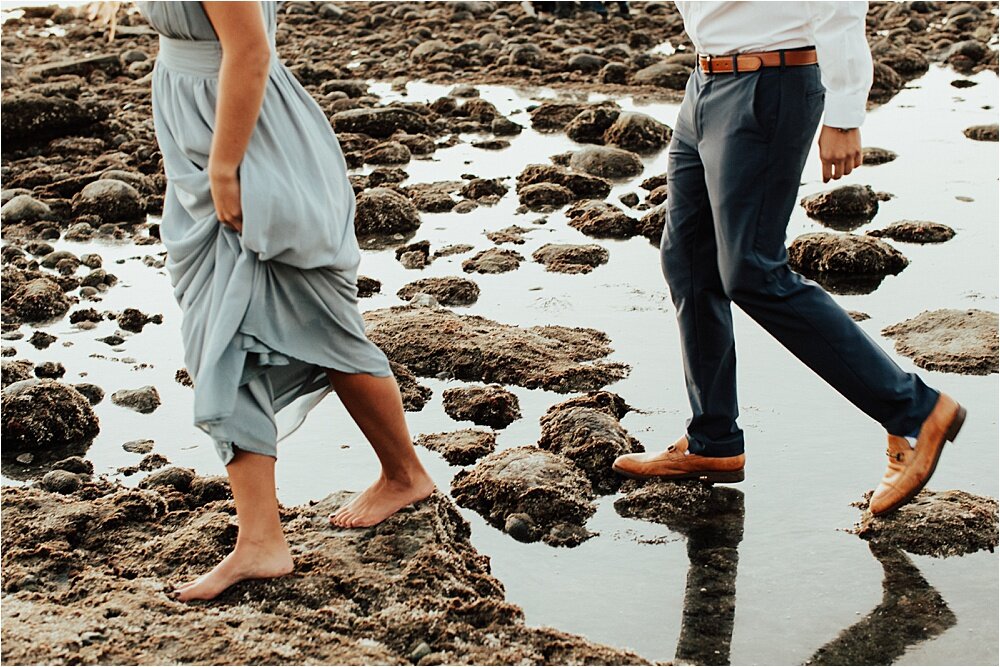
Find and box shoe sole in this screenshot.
[611,465,745,484]
[871,403,967,517]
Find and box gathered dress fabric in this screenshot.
[137,1,392,465]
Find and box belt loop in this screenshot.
[731,54,738,77]
[779,49,786,71]
[707,54,713,74]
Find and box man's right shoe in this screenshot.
[612,436,745,483]
[869,393,966,517]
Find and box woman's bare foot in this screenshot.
[329,472,436,528]
[171,539,294,602]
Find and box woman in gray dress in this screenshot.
[136,1,435,601]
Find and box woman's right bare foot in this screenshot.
[171,540,293,602]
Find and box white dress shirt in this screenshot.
[675,1,874,129]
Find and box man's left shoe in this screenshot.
[869,393,966,517]
[612,436,745,483]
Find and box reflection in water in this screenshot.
[806,543,957,666]
[673,487,744,666]
[618,482,958,665]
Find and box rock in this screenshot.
[1,93,107,147]
[788,232,908,294]
[631,62,691,89]
[356,275,381,298]
[52,456,93,475]
[98,334,126,346]
[460,178,508,200]
[568,53,608,74]
[416,429,497,466]
[603,112,672,153]
[614,479,745,540]
[1,379,99,460]
[565,200,638,238]
[389,361,432,412]
[619,192,639,208]
[364,305,629,393]
[491,117,522,136]
[411,39,450,61]
[364,141,411,165]
[397,277,480,306]
[963,124,999,142]
[138,466,196,493]
[28,331,57,349]
[638,205,665,244]
[800,185,881,228]
[123,439,154,454]
[869,61,904,104]
[41,469,82,494]
[72,383,104,405]
[538,403,642,494]
[404,182,459,213]
[567,146,644,180]
[8,278,71,323]
[867,221,956,244]
[331,107,431,138]
[853,489,998,558]
[486,226,533,246]
[0,482,646,665]
[34,361,65,379]
[1,194,51,223]
[862,147,898,165]
[564,105,621,144]
[110,386,161,414]
[443,384,521,429]
[72,179,144,223]
[116,307,161,333]
[517,164,611,200]
[647,184,669,205]
[881,309,998,375]
[69,308,103,324]
[394,240,432,269]
[848,311,871,322]
[354,188,421,236]
[640,173,668,191]
[451,446,597,547]
[462,248,524,274]
[532,243,609,274]
[2,360,34,387]
[40,250,79,270]
[458,98,499,121]
[600,62,630,84]
[517,182,574,209]
[530,102,589,131]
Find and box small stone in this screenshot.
[442,384,521,429]
[41,469,81,494]
[111,385,161,414]
[123,439,155,454]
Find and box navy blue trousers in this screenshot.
[662,62,939,457]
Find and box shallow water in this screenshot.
[3,64,997,664]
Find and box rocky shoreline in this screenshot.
[2,1,999,664]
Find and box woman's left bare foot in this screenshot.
[329,473,436,528]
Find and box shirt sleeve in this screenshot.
[811,1,874,129]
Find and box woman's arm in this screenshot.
[200,1,271,233]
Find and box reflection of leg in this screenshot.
[172,449,293,601]
[662,135,743,458]
[674,487,745,666]
[808,543,956,665]
[325,371,435,528]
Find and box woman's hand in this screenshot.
[208,163,243,233]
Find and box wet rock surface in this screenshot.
[461,247,524,274]
[1,379,99,461]
[110,385,161,414]
[416,428,497,466]
[442,384,522,429]
[881,309,998,375]
[7,277,71,323]
[537,397,643,494]
[853,489,999,558]
[0,478,646,665]
[397,276,480,306]
[963,123,998,141]
[390,361,432,412]
[364,304,630,393]
[867,220,956,244]
[353,187,421,236]
[788,232,909,294]
[566,200,639,239]
[533,243,610,274]
[801,184,882,229]
[451,446,597,547]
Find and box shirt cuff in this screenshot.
[822,90,868,129]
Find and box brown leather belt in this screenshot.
[698,47,817,74]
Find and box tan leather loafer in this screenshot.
[869,393,966,517]
[612,436,745,483]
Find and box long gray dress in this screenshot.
[136,1,392,465]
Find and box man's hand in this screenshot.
[818,125,863,183]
